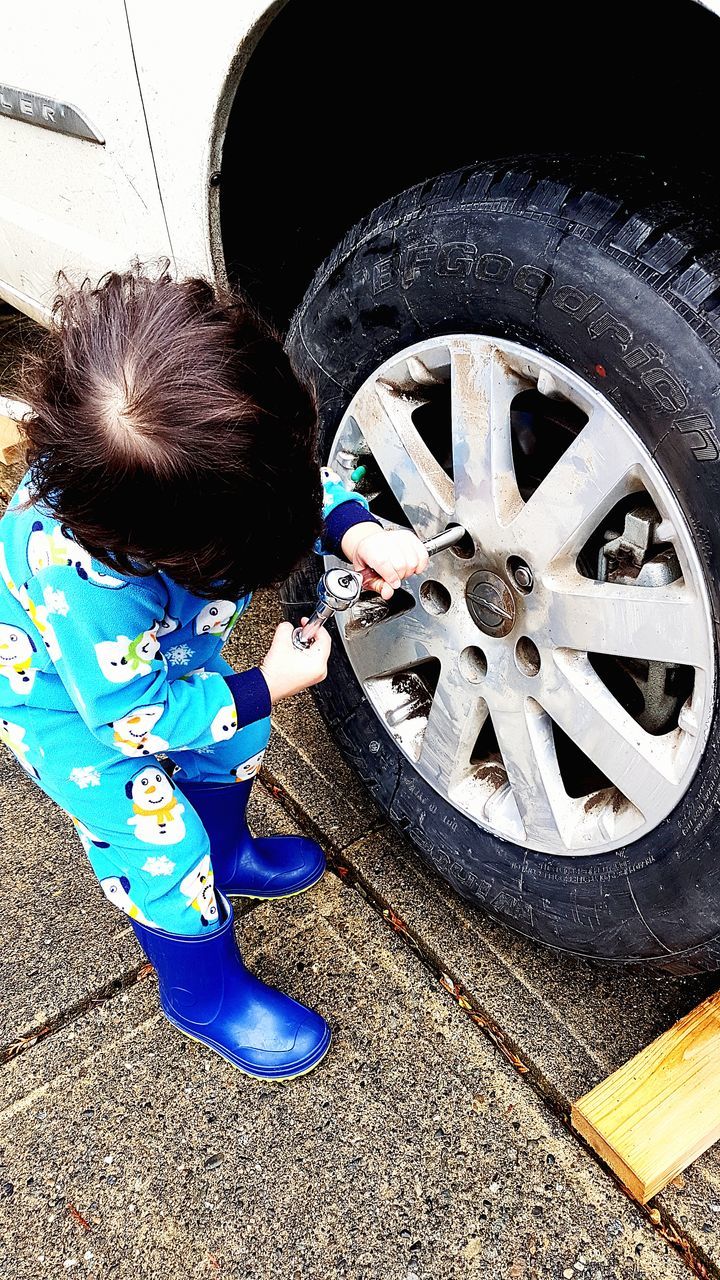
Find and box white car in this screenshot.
[5,0,720,974]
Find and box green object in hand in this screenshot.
[350,465,366,485]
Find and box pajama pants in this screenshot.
[1,699,271,936]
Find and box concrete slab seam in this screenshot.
[0,960,153,1068]
[258,762,388,848]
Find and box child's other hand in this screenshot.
[340,523,429,600]
[260,621,331,703]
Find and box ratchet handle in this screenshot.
[292,527,467,649]
[292,568,363,650]
[424,525,467,556]
[292,602,334,650]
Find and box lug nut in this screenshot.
[513,564,534,592]
[335,450,356,470]
[507,555,534,593]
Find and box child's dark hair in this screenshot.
[20,266,323,598]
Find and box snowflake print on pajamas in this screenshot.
[43,586,70,617]
[69,765,101,788]
[166,643,194,667]
[141,854,177,876]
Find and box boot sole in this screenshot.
[165,1017,332,1081]
[224,867,326,902]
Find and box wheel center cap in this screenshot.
[465,570,516,637]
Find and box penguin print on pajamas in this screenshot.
[99,874,150,924]
[26,521,124,588]
[70,816,110,856]
[157,613,179,636]
[231,750,265,782]
[95,627,160,683]
[195,599,238,639]
[0,623,36,693]
[179,854,218,927]
[0,718,39,778]
[226,719,269,780]
[112,704,169,757]
[210,703,237,742]
[320,466,352,508]
[126,767,186,845]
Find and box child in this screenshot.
[0,269,428,1080]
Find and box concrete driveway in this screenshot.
[1,427,720,1278]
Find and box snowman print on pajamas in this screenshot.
[112,704,169,757]
[0,717,39,778]
[195,599,238,639]
[22,592,60,662]
[100,874,150,924]
[126,767,186,845]
[0,543,61,662]
[95,627,161,683]
[27,521,124,588]
[0,623,36,693]
[179,854,218,927]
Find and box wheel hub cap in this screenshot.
[466,570,516,636]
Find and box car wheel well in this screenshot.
[219,0,720,329]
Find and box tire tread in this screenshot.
[289,156,720,347]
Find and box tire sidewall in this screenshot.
[287,197,720,964]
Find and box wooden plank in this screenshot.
[0,415,23,465]
[571,989,720,1202]
[0,398,28,465]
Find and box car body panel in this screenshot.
[123,0,285,285]
[0,0,171,319]
[0,0,282,317]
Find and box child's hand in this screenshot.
[260,621,331,703]
[341,523,429,600]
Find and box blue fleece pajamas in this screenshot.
[0,469,374,935]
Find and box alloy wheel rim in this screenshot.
[326,335,715,856]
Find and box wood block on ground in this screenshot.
[0,414,23,464]
[571,989,720,1202]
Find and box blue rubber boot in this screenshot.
[177,779,326,900]
[130,892,331,1079]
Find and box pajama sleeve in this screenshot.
[26,565,270,752]
[314,467,381,558]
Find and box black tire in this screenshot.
[285,155,720,974]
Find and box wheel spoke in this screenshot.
[342,607,443,683]
[418,660,488,791]
[489,693,570,847]
[510,407,643,566]
[350,380,454,539]
[546,578,712,669]
[540,651,681,814]
[450,340,524,537]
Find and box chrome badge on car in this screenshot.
[0,83,104,144]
